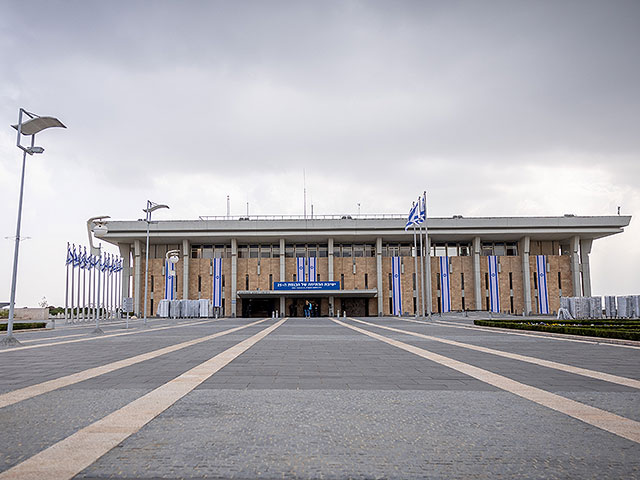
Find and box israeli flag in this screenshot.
[308,257,317,282]
[66,244,74,266]
[392,256,403,316]
[102,255,110,272]
[297,257,306,282]
[439,256,451,313]
[418,194,427,223]
[212,258,222,307]
[165,258,175,300]
[405,202,421,230]
[80,248,87,269]
[488,255,500,313]
[72,245,80,267]
[536,255,549,314]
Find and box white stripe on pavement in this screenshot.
[349,318,640,390]
[0,318,270,409]
[332,317,640,445]
[0,318,287,480]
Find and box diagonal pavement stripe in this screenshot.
[0,317,224,353]
[332,317,640,445]
[349,317,640,390]
[0,318,269,409]
[0,318,288,480]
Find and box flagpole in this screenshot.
[412,224,420,318]
[422,191,432,319]
[64,243,70,324]
[418,221,426,318]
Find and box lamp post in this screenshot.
[1,109,65,347]
[143,200,169,326]
[91,220,109,334]
[165,249,180,317]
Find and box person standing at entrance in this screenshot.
[304,300,311,318]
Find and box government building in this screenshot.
[95,214,631,318]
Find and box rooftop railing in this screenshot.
[198,214,406,221]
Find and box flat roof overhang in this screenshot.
[95,215,631,246]
[237,289,378,299]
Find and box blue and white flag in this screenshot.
[296,257,306,282]
[405,202,421,230]
[308,257,317,282]
[102,255,110,272]
[439,256,451,313]
[72,245,80,267]
[419,194,427,223]
[66,244,73,266]
[165,258,175,300]
[488,255,500,313]
[80,248,88,269]
[536,255,549,314]
[212,257,222,307]
[392,256,403,316]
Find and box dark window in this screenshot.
[462,297,466,310]
[269,274,273,290]
[222,275,225,288]
[365,273,369,289]
[533,275,538,289]
[198,275,201,292]
[388,273,392,291]
[485,296,490,311]
[485,273,489,289]
[437,296,441,313]
[413,297,417,314]
[461,273,465,290]
[389,298,392,314]
[245,274,249,290]
[558,272,562,289]
[293,274,296,281]
[317,274,320,281]
[249,245,259,258]
[341,273,345,289]
[412,273,416,290]
[510,297,514,314]
[436,273,441,290]
[509,272,513,290]
[150,299,154,315]
[150,275,154,292]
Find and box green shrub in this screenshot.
[0,322,47,331]
[474,320,640,341]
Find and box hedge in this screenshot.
[0,322,47,331]
[474,320,640,341]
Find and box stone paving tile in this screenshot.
[76,390,640,480]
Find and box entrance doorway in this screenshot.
[341,298,368,317]
[242,298,276,318]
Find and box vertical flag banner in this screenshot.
[392,256,403,316]
[297,257,306,282]
[536,255,549,314]
[212,258,222,307]
[165,258,175,300]
[439,256,451,313]
[308,257,317,282]
[488,255,500,313]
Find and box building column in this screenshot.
[473,236,482,310]
[279,238,285,315]
[182,239,190,300]
[231,238,238,317]
[119,243,131,302]
[376,237,383,316]
[520,236,532,315]
[580,238,593,297]
[133,239,142,316]
[570,236,581,297]
[328,237,334,315]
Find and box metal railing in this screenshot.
[198,213,405,221]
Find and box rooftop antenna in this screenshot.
[617,206,621,215]
[246,201,249,217]
[226,195,230,218]
[357,203,361,216]
[303,169,307,219]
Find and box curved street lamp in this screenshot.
[1,109,66,348]
[143,200,169,326]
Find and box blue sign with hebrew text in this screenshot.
[274,281,340,291]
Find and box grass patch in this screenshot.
[474,319,640,341]
[0,322,47,331]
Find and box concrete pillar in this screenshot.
[119,243,131,302]
[424,234,433,315]
[328,238,334,315]
[580,238,593,297]
[473,236,482,310]
[182,239,190,300]
[279,238,285,314]
[570,236,581,297]
[376,237,383,316]
[520,236,532,315]
[231,238,238,317]
[133,239,142,316]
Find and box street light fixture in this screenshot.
[1,109,65,348]
[143,200,169,326]
[165,249,180,308]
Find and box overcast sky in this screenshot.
[1,0,639,307]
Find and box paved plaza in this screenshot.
[0,314,639,479]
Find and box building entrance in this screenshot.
[242,298,276,318]
[340,298,369,317]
